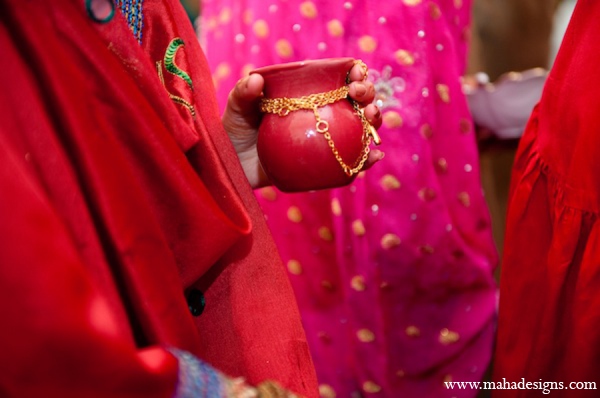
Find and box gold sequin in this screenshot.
[358,35,377,53]
[287,206,303,222]
[275,39,294,58]
[240,63,255,78]
[403,0,422,5]
[420,245,434,254]
[381,233,401,249]
[331,198,342,216]
[363,381,382,393]
[418,187,437,201]
[454,0,463,8]
[443,374,453,383]
[351,275,366,291]
[243,9,254,25]
[300,1,318,18]
[382,111,403,128]
[327,19,344,37]
[394,49,415,66]
[396,370,405,378]
[436,84,450,103]
[287,259,303,275]
[458,192,471,207]
[429,2,441,19]
[259,186,277,201]
[357,329,375,342]
[214,62,231,80]
[436,158,448,173]
[219,7,232,24]
[439,328,460,344]
[253,19,270,38]
[206,17,218,32]
[319,384,337,398]
[352,220,366,236]
[405,325,421,337]
[380,174,401,191]
[420,123,433,139]
[319,226,334,241]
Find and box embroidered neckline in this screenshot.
[116,0,144,44]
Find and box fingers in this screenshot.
[226,73,265,117]
[362,149,386,171]
[363,103,382,130]
[348,81,375,106]
[348,62,368,82]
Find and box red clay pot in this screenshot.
[252,58,366,192]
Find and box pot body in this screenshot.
[252,58,365,192]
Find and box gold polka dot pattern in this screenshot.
[287,259,303,275]
[429,2,442,19]
[253,19,269,38]
[331,198,342,216]
[357,329,375,342]
[420,123,433,139]
[363,381,382,393]
[458,192,471,207]
[327,19,344,37]
[439,328,460,344]
[436,83,450,103]
[394,49,415,66]
[351,275,366,291]
[319,384,336,398]
[219,8,232,24]
[358,35,377,53]
[275,39,294,58]
[259,187,277,201]
[380,174,401,191]
[352,220,366,236]
[436,158,448,173]
[405,325,421,337]
[382,111,403,128]
[381,233,401,249]
[287,206,303,222]
[319,226,334,241]
[418,187,437,201]
[299,1,318,19]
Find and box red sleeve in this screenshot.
[0,137,179,398]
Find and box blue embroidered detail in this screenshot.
[168,348,225,398]
[115,0,144,44]
[370,65,406,110]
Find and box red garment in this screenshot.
[493,1,600,396]
[0,0,316,396]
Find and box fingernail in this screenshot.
[379,151,385,160]
[355,84,367,97]
[374,108,381,119]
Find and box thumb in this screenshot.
[226,73,265,117]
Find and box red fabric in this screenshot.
[493,1,600,396]
[0,0,317,396]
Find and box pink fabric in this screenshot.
[202,1,497,396]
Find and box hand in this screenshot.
[221,62,384,189]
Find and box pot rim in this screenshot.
[250,57,355,76]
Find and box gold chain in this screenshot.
[259,60,379,177]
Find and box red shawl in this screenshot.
[0,0,317,396]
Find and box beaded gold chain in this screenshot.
[259,60,381,177]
